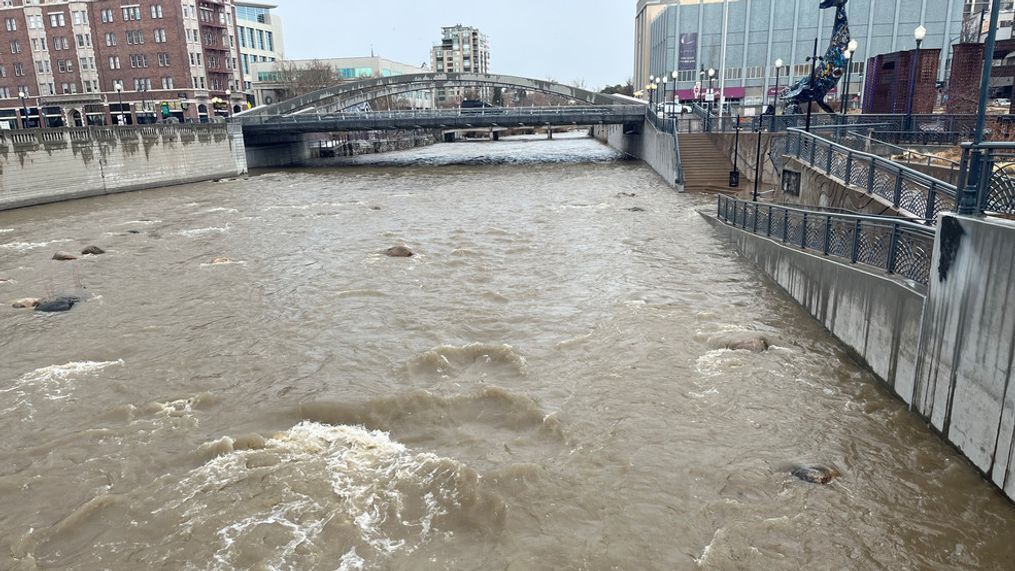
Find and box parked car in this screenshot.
[657,102,692,116]
[993,98,1011,108]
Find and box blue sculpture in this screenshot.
[781,0,851,114]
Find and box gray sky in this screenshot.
[274,1,635,89]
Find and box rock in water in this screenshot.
[791,465,841,485]
[385,246,414,258]
[211,257,232,265]
[35,296,80,313]
[52,251,77,261]
[81,245,105,255]
[617,192,637,198]
[726,337,769,353]
[12,298,41,309]
[627,207,647,212]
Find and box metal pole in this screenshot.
[842,61,852,117]
[19,94,27,129]
[772,66,781,132]
[806,38,818,132]
[734,117,741,176]
[906,41,922,132]
[960,0,1002,215]
[753,128,763,202]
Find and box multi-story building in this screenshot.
[236,1,282,101]
[637,0,965,113]
[0,0,246,129]
[430,24,489,103]
[249,56,429,109]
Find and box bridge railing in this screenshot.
[236,105,648,125]
[717,195,936,286]
[676,110,980,135]
[784,128,958,221]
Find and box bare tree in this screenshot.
[274,59,342,100]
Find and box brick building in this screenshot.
[0,0,246,128]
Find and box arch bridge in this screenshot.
[244,73,632,118]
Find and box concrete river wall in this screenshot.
[0,124,248,211]
[593,120,681,189]
[707,211,1015,501]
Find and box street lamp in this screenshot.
[753,126,764,202]
[668,70,678,116]
[840,50,852,117]
[841,39,859,116]
[225,89,232,117]
[138,86,149,124]
[699,66,706,108]
[18,90,27,129]
[707,67,716,132]
[114,81,124,126]
[906,25,928,132]
[771,58,784,131]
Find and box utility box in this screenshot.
[729,170,740,187]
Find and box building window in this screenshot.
[122,6,142,21]
[105,32,117,46]
[154,28,166,43]
[10,40,20,54]
[158,52,170,67]
[109,55,121,70]
[49,13,66,27]
[13,62,24,76]
[150,4,164,19]
[100,9,114,23]
[76,33,91,48]
[4,17,15,31]
[162,76,174,89]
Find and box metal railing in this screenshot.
[784,128,957,221]
[678,109,980,135]
[0,123,229,147]
[956,142,1015,216]
[236,105,646,126]
[717,195,936,286]
[836,130,962,183]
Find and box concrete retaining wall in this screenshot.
[778,156,906,217]
[914,214,1015,497]
[594,120,681,189]
[706,210,1015,501]
[0,124,247,211]
[703,213,926,399]
[244,130,441,169]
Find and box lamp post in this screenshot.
[114,81,124,126]
[669,69,678,117]
[805,38,820,132]
[225,89,232,117]
[649,75,656,110]
[772,58,784,131]
[840,50,852,118]
[841,39,859,116]
[138,86,149,124]
[18,90,27,129]
[906,25,927,132]
[960,1,1001,215]
[753,126,764,202]
[699,66,706,109]
[707,67,716,132]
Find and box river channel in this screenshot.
[1,134,1014,569]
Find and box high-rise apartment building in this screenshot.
[236,1,283,100]
[0,0,247,128]
[430,24,489,103]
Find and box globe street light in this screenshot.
[707,67,716,132]
[225,89,232,118]
[18,90,27,129]
[771,58,784,131]
[114,81,124,126]
[906,25,928,131]
[842,40,859,115]
[840,50,852,117]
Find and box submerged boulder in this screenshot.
[52,251,77,261]
[627,207,647,213]
[35,296,80,313]
[385,246,414,258]
[791,465,841,485]
[81,245,105,256]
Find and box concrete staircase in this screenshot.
[678,133,739,194]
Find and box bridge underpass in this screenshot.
[235,73,685,182]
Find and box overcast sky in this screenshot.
[274,1,635,89]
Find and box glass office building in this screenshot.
[640,0,965,110]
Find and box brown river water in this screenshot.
[1,134,1014,570]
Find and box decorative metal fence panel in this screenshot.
[716,196,935,286]
[784,129,957,222]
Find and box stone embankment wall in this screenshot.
[593,120,681,189]
[705,211,1015,501]
[0,124,247,211]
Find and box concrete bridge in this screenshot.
[237,106,647,136]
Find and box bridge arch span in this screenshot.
[248,73,632,117]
